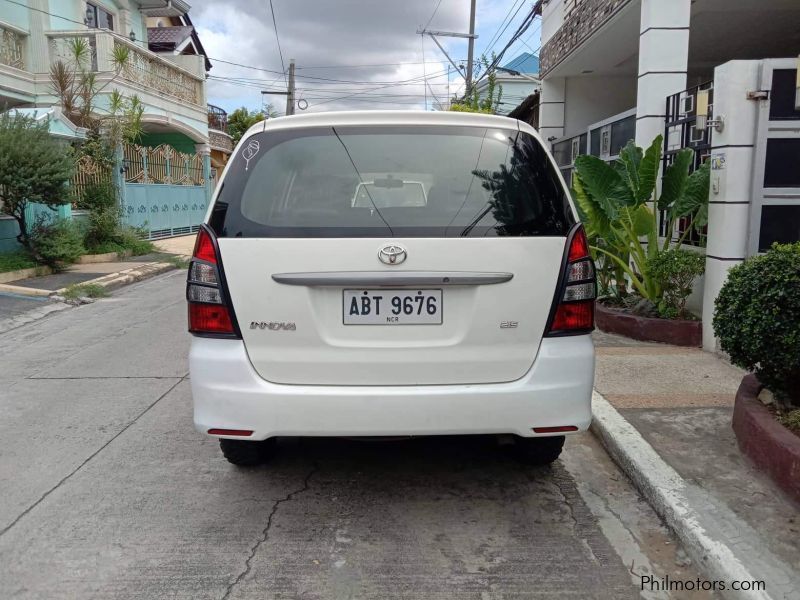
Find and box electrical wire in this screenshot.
[422,0,445,31]
[266,0,287,85]
[481,0,525,56]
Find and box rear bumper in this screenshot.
[190,336,594,439]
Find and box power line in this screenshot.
[474,9,538,87]
[481,0,525,56]
[422,0,444,31]
[266,0,287,85]
[297,60,464,70]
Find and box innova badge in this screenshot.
[378,244,407,265]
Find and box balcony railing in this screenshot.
[540,0,631,77]
[0,23,25,70]
[47,30,203,106]
[207,104,228,131]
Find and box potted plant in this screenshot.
[572,135,710,345]
[713,242,800,502]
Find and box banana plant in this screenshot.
[572,135,710,302]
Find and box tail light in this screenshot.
[187,225,240,338]
[545,224,596,336]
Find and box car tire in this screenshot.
[219,438,277,467]
[513,435,565,466]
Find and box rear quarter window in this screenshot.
[209,125,574,238]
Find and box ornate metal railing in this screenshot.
[660,81,714,246]
[123,143,205,186]
[47,30,203,105]
[540,0,631,77]
[0,23,26,70]
[71,154,113,206]
[207,104,228,131]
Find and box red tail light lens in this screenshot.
[189,303,235,334]
[568,227,590,262]
[546,225,596,336]
[550,300,594,332]
[187,225,240,338]
[193,228,217,264]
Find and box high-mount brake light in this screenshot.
[545,225,596,336]
[187,226,240,337]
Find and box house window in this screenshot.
[85,3,114,31]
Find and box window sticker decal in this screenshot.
[242,139,260,171]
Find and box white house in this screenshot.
[476,52,541,115]
[536,0,800,349]
[0,1,233,244]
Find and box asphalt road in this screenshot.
[0,271,712,599]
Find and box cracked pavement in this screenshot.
[0,271,714,599]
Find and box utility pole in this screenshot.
[417,0,478,101]
[285,58,296,116]
[466,0,476,97]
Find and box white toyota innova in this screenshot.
[187,111,595,467]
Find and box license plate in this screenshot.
[343,289,442,325]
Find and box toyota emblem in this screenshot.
[378,244,407,265]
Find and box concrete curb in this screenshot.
[0,265,52,284]
[0,263,178,334]
[54,261,176,294]
[591,391,797,600]
[0,282,52,297]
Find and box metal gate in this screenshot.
[120,144,208,239]
[748,59,800,254]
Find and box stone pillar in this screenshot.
[634,0,691,147]
[701,60,761,351]
[195,143,213,205]
[114,143,128,223]
[538,77,565,148]
[27,0,51,77]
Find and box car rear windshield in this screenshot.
[209,126,574,238]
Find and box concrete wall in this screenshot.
[139,131,198,154]
[0,203,71,252]
[563,75,637,137]
[1,0,31,29]
[701,60,761,351]
[540,0,565,46]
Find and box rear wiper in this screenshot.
[332,127,394,236]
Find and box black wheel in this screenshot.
[219,438,277,467]
[513,435,565,466]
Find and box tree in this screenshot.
[0,112,75,250]
[571,135,710,304]
[449,55,503,114]
[227,105,278,143]
[49,37,143,146]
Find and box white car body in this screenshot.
[188,110,595,441]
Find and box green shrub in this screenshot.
[780,409,800,435]
[80,182,121,249]
[713,242,800,408]
[647,248,705,319]
[114,227,154,256]
[63,282,108,300]
[29,217,85,268]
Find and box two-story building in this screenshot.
[476,52,540,116]
[536,0,800,349]
[0,0,233,242]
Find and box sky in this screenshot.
[190,0,542,115]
